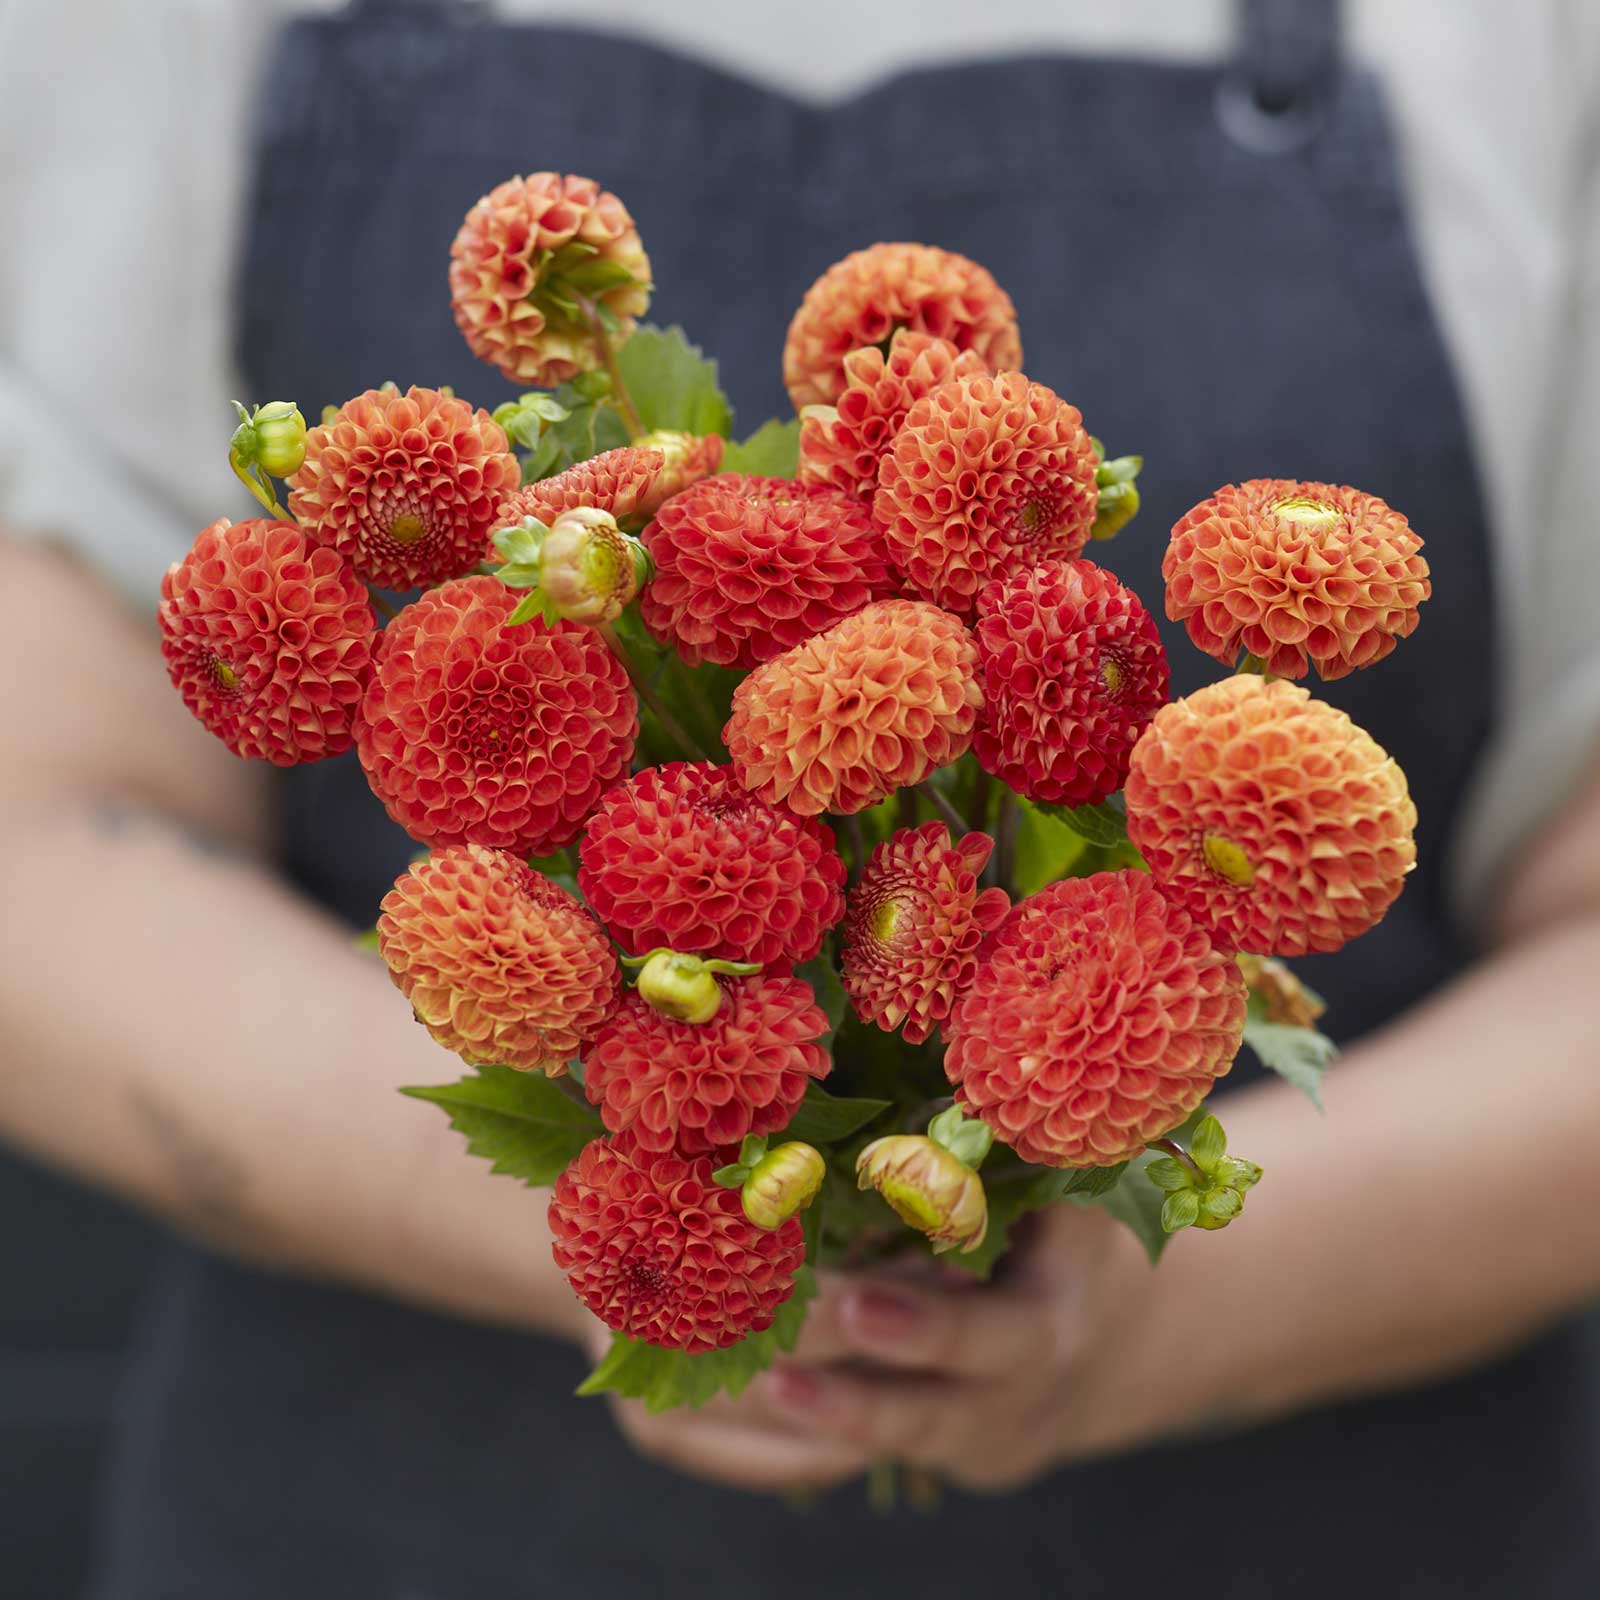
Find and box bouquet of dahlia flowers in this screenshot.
[159,171,1426,1411]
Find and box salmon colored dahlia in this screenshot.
[377,845,618,1076]
[158,517,374,766]
[640,475,893,669]
[449,172,651,388]
[875,371,1100,615]
[724,599,983,816]
[549,1133,805,1351]
[1163,479,1430,680]
[287,386,519,591]
[1124,675,1416,957]
[842,823,1011,1045]
[578,761,846,965]
[492,446,665,545]
[946,871,1246,1167]
[974,558,1170,806]
[797,330,989,502]
[782,242,1021,410]
[635,430,728,517]
[355,575,635,856]
[584,972,831,1154]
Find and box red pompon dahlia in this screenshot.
[584,972,831,1154]
[355,575,636,855]
[635,430,728,517]
[158,517,374,765]
[378,845,618,1076]
[724,599,983,816]
[945,871,1246,1167]
[782,243,1022,410]
[492,446,665,544]
[974,558,1171,806]
[578,762,846,964]
[797,330,989,502]
[640,475,893,668]
[842,823,1011,1045]
[288,386,520,591]
[1124,675,1416,957]
[449,172,652,388]
[549,1133,805,1351]
[874,372,1100,615]
[1163,479,1431,679]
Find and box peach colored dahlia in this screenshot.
[492,446,665,546]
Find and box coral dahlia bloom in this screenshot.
[288,386,520,591]
[1124,675,1416,956]
[724,599,983,816]
[492,446,665,545]
[640,475,893,669]
[158,517,374,765]
[449,172,652,388]
[945,871,1246,1167]
[974,558,1170,806]
[584,972,831,1154]
[378,846,618,1076]
[875,372,1100,615]
[355,575,635,855]
[782,243,1021,410]
[842,823,1011,1045]
[635,430,728,516]
[1163,479,1430,679]
[549,1132,805,1351]
[578,762,846,964]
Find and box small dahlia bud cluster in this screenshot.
[856,1105,993,1256]
[1145,1115,1263,1234]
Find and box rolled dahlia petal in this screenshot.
[355,575,636,855]
[1163,479,1431,680]
[640,475,893,669]
[158,517,374,765]
[449,172,652,388]
[493,446,665,547]
[782,243,1022,410]
[797,330,989,502]
[724,599,983,816]
[378,845,618,1076]
[974,558,1170,806]
[842,823,1011,1045]
[288,386,520,591]
[874,372,1100,615]
[578,761,846,964]
[945,871,1246,1167]
[549,1132,805,1351]
[635,430,727,516]
[1124,676,1416,956]
[584,972,831,1154]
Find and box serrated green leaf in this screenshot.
[1243,1006,1337,1109]
[1034,793,1130,849]
[720,417,800,477]
[781,1082,890,1146]
[613,324,734,437]
[951,1155,1128,1280]
[1014,796,1089,893]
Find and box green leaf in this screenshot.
[1161,1189,1200,1233]
[781,1082,890,1146]
[952,1155,1128,1280]
[794,950,847,1050]
[1144,1156,1191,1193]
[614,324,734,437]
[1034,793,1130,849]
[927,1104,993,1170]
[506,590,561,628]
[737,1134,768,1168]
[562,257,642,296]
[1082,1152,1174,1264]
[1243,1003,1337,1110]
[720,417,800,477]
[1014,796,1089,894]
[712,1163,749,1190]
[1190,1114,1227,1173]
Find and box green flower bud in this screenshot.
[856,1135,989,1255]
[742,1141,826,1230]
[252,401,307,478]
[1091,479,1141,541]
[628,948,761,1024]
[540,507,649,624]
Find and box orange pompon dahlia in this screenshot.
[945,871,1246,1167]
[1163,479,1430,679]
[449,172,652,388]
[1124,675,1416,957]
[974,558,1170,806]
[797,330,989,502]
[842,823,1011,1045]
[725,599,983,816]
[578,762,846,964]
[640,475,893,669]
[492,445,665,544]
[874,372,1100,615]
[549,1132,805,1351]
[288,386,520,591]
[635,430,727,516]
[355,575,635,855]
[782,243,1022,410]
[584,972,831,1154]
[158,517,374,766]
[378,845,618,1076]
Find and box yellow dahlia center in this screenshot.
[1014,491,1061,539]
[457,698,529,766]
[1202,831,1256,887]
[870,897,904,945]
[389,513,427,546]
[1270,496,1342,533]
[210,658,240,691]
[578,530,626,596]
[1100,655,1125,695]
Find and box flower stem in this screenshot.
[597,620,710,761]
[993,788,1018,894]
[1148,1135,1206,1184]
[580,298,646,441]
[552,1073,593,1110]
[1236,652,1278,682]
[917,781,969,838]
[840,813,869,881]
[366,588,400,623]
[230,454,293,522]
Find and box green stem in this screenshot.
[917,781,969,839]
[993,789,1018,894]
[840,813,869,881]
[1148,1136,1206,1184]
[1236,652,1278,682]
[551,1072,593,1111]
[970,765,994,831]
[367,589,400,623]
[580,298,646,441]
[597,620,710,761]
[230,454,293,522]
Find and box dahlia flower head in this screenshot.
[635,430,728,517]
[355,575,636,857]
[1163,479,1430,680]
[549,1132,805,1351]
[1124,675,1416,957]
[158,517,374,765]
[378,845,618,1076]
[783,242,1022,410]
[493,445,665,547]
[946,871,1247,1167]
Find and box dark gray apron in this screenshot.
[92,1,1597,1594]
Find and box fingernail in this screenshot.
[764,1367,823,1412]
[843,1284,924,1341]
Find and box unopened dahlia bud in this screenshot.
[1237,953,1326,1029]
[856,1135,988,1255]
[250,402,307,477]
[540,507,650,624]
[742,1141,826,1231]
[629,948,760,1024]
[1144,1114,1263,1235]
[635,428,726,514]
